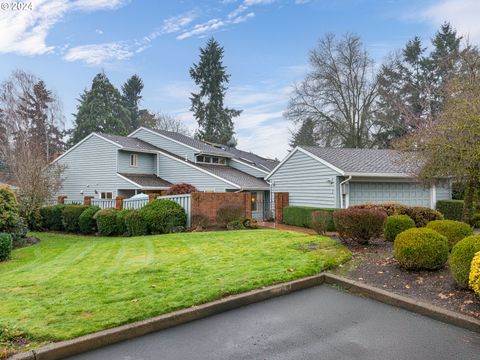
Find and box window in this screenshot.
[101,192,113,199]
[251,191,263,212]
[196,155,226,165]
[130,154,138,167]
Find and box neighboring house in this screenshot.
[266,146,451,210]
[0,181,18,191]
[52,127,278,220]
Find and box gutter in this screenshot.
[339,176,352,209]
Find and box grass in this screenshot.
[0,229,350,350]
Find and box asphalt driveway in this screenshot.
[66,286,480,360]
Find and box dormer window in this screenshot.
[196,155,226,165]
[130,154,138,167]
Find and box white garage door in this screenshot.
[349,182,431,207]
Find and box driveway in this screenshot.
[66,286,480,360]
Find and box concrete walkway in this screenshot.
[66,286,480,360]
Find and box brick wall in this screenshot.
[274,192,289,224]
[191,192,252,224]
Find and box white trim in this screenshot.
[128,127,199,152]
[117,173,142,188]
[130,154,138,167]
[430,184,437,209]
[116,173,170,190]
[344,172,414,178]
[230,158,269,175]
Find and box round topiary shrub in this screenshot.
[116,209,133,236]
[95,209,119,236]
[426,220,473,250]
[125,210,147,236]
[62,205,90,232]
[384,215,416,242]
[450,235,480,288]
[0,232,13,262]
[78,206,100,235]
[469,251,480,296]
[394,228,449,270]
[140,199,186,234]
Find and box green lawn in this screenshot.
[0,230,350,344]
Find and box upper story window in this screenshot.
[196,155,226,165]
[101,192,113,199]
[130,154,138,167]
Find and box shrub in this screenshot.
[95,209,119,236]
[450,236,480,288]
[216,204,244,227]
[227,219,246,230]
[350,202,406,216]
[384,215,416,242]
[0,233,12,261]
[116,209,133,236]
[333,208,387,245]
[191,214,210,229]
[311,210,334,235]
[62,205,89,232]
[283,206,336,231]
[40,205,65,231]
[0,186,20,233]
[78,206,100,234]
[469,252,480,297]
[394,228,449,270]
[426,220,473,250]
[165,183,198,195]
[125,210,147,236]
[436,200,464,221]
[399,206,444,227]
[470,213,480,228]
[140,199,186,234]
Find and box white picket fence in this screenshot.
[91,199,116,209]
[157,194,192,227]
[123,198,149,209]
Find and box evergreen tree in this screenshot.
[189,38,241,144]
[70,73,130,145]
[289,118,318,148]
[122,74,144,131]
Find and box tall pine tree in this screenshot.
[122,74,144,132]
[289,118,318,148]
[190,38,241,144]
[70,73,130,145]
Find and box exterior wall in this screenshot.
[56,135,136,202]
[117,150,156,174]
[157,153,235,192]
[269,150,339,208]
[191,192,251,224]
[274,192,289,224]
[436,180,452,201]
[228,159,267,178]
[131,128,197,161]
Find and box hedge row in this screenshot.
[436,200,464,221]
[283,206,336,231]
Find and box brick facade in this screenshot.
[274,192,289,224]
[57,195,67,204]
[115,196,124,210]
[83,196,94,206]
[191,192,252,224]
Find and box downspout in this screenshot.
[339,176,352,209]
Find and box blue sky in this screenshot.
[1,0,479,159]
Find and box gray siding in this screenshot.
[436,181,452,201]
[269,150,339,208]
[228,159,267,178]
[117,150,156,174]
[131,128,197,161]
[157,154,235,191]
[56,135,136,202]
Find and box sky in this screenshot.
[1,0,480,160]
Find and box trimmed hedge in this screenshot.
[384,215,415,242]
[78,206,100,235]
[62,205,90,232]
[283,206,336,231]
[95,209,119,236]
[125,210,147,236]
[333,208,387,245]
[394,228,449,270]
[469,252,480,296]
[399,206,443,227]
[116,209,133,236]
[450,235,480,288]
[436,200,464,221]
[140,199,186,234]
[0,186,19,233]
[426,220,473,250]
[40,205,65,231]
[0,232,12,261]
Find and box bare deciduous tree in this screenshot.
[139,110,190,135]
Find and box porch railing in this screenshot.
[91,199,115,209]
[123,198,149,210]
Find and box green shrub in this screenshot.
[227,219,246,230]
[394,228,449,270]
[215,204,244,227]
[116,209,133,235]
[62,205,89,232]
[40,205,65,231]
[398,206,443,227]
[436,200,464,221]
[78,206,100,234]
[333,208,387,245]
[140,199,186,234]
[0,186,20,233]
[283,206,336,231]
[125,210,147,236]
[469,252,480,296]
[470,213,480,228]
[95,209,119,236]
[0,233,12,261]
[450,235,480,288]
[426,220,473,250]
[384,215,416,242]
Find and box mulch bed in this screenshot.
[331,237,480,320]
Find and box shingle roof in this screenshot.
[118,173,172,188]
[219,146,279,172]
[299,146,417,175]
[195,164,269,189]
[99,133,161,152]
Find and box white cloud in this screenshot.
[162,12,196,33]
[95,29,103,35]
[63,42,133,65]
[177,18,225,40]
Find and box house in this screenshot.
[265,146,451,210]
[52,127,278,220]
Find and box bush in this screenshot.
[0,233,12,262]
[227,219,246,230]
[311,210,334,235]
[125,210,147,236]
[436,200,464,221]
[470,213,480,228]
[165,183,198,195]
[469,252,480,297]
[116,209,132,236]
[426,220,473,250]
[62,205,89,232]
[350,202,405,216]
[384,215,416,242]
[95,209,119,236]
[0,186,20,233]
[140,199,187,234]
[333,208,387,245]
[394,228,449,270]
[191,214,210,229]
[283,206,336,231]
[450,236,480,288]
[40,205,65,231]
[78,206,100,235]
[399,206,443,227]
[215,204,244,227]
